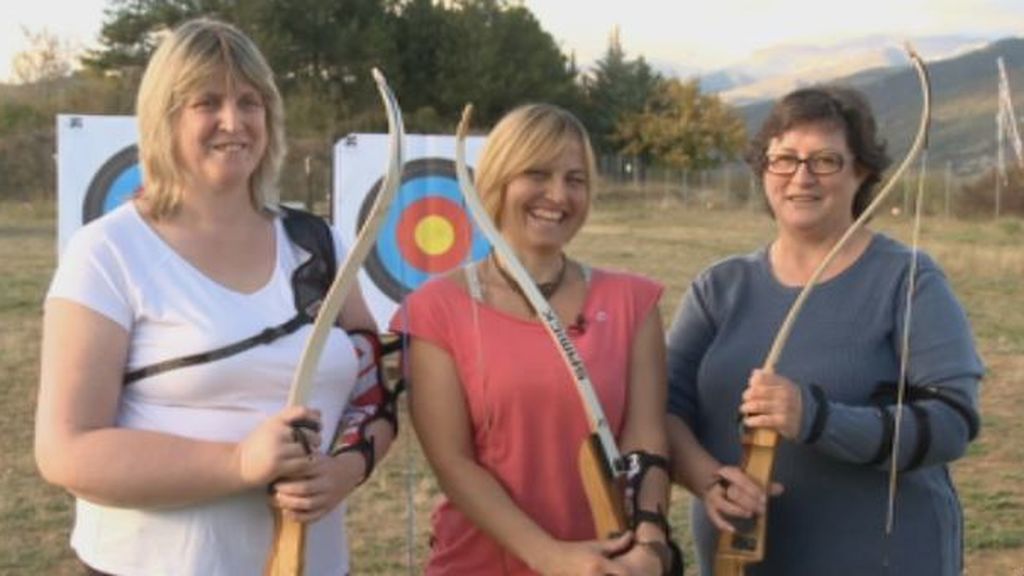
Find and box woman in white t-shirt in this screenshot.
[35,18,391,575]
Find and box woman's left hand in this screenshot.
[740,369,804,440]
[269,451,365,523]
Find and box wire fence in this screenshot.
[593,156,1024,219]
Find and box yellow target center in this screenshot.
[414,215,455,256]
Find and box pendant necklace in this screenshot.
[491,252,568,300]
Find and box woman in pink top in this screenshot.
[392,104,675,575]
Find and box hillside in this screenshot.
[739,37,1024,177]
[705,34,991,104]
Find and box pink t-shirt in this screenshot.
[391,267,663,574]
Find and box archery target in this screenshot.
[57,115,139,256]
[334,133,488,326]
[359,158,490,301]
[82,145,141,224]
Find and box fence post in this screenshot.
[995,166,1002,219]
[304,155,314,211]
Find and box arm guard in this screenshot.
[329,330,399,484]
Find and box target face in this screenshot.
[82,145,141,224]
[359,157,490,300]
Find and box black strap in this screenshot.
[634,509,671,539]
[804,384,830,445]
[123,207,336,386]
[124,313,310,384]
[868,404,896,466]
[918,385,980,441]
[906,404,932,470]
[332,435,377,485]
[624,451,672,537]
[869,380,976,467]
[281,206,336,316]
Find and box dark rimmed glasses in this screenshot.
[765,151,846,176]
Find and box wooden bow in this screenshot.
[714,45,932,576]
[264,68,405,576]
[454,105,627,536]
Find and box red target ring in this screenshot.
[395,196,473,273]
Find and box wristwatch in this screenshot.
[636,539,672,574]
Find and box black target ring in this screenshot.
[82,145,141,224]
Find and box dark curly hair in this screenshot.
[745,85,891,218]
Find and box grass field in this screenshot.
[1,194,1021,575]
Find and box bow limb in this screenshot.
[887,124,930,535]
[265,68,405,576]
[714,46,932,575]
[454,105,627,536]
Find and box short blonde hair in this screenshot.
[475,103,597,226]
[135,17,285,218]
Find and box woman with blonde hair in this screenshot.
[35,18,391,575]
[395,103,676,575]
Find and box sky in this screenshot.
[3,0,1024,82]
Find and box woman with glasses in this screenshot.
[665,85,982,575]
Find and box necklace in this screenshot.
[490,252,568,300]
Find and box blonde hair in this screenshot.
[135,17,285,218]
[475,103,597,226]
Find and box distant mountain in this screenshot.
[698,70,756,94]
[737,36,1024,176]
[701,34,992,106]
[644,56,702,82]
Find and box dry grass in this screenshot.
[2,195,1021,575]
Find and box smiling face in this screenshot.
[763,122,867,236]
[173,72,267,197]
[498,137,590,255]
[136,19,286,218]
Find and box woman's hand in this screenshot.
[701,465,783,533]
[270,451,365,522]
[614,539,665,575]
[532,532,633,576]
[234,406,321,488]
[741,369,804,440]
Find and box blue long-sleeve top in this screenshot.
[667,233,983,576]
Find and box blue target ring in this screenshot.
[102,164,141,214]
[359,158,490,301]
[83,145,141,223]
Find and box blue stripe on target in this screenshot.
[103,164,142,214]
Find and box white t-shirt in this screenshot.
[47,202,360,575]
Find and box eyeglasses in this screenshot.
[765,151,846,176]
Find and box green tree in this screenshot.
[78,0,581,133]
[253,0,398,136]
[407,0,578,127]
[82,0,236,75]
[80,0,264,111]
[581,27,660,155]
[391,0,447,121]
[614,78,746,171]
